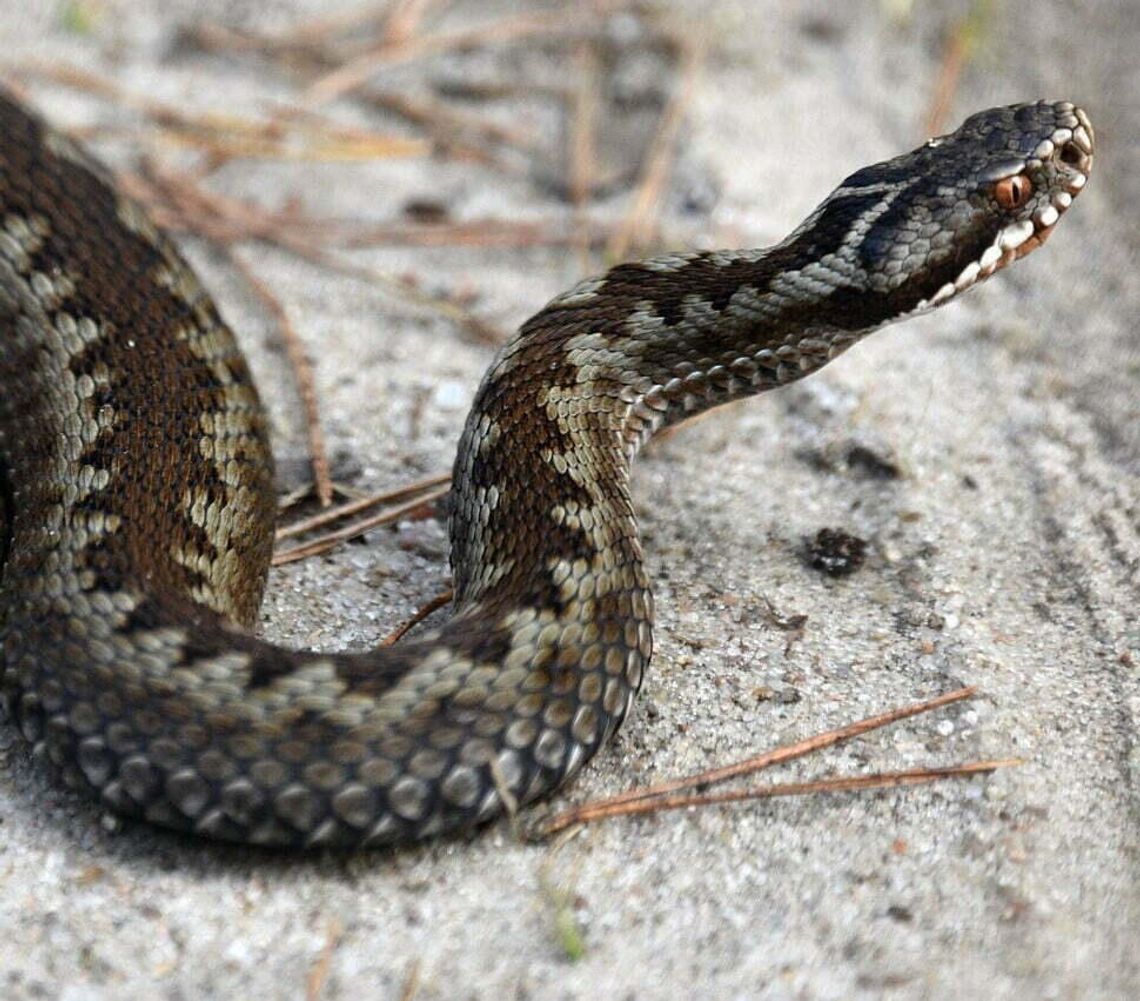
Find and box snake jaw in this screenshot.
[917,103,1094,312]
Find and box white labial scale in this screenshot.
[979,244,1003,271]
[998,220,1035,251]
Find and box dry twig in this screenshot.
[269,2,394,48]
[305,918,344,1001]
[926,0,993,135]
[183,27,536,167]
[380,590,454,646]
[132,158,506,343]
[228,252,334,507]
[17,62,428,164]
[569,38,601,273]
[536,760,1018,836]
[398,960,422,1001]
[339,216,612,250]
[533,686,1007,837]
[306,8,610,104]
[607,31,705,259]
[380,0,437,46]
[272,485,449,565]
[276,471,450,540]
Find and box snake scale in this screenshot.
[0,92,1093,848]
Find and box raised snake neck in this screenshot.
[0,95,1093,848]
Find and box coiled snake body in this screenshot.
[0,94,1093,847]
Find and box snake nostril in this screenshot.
[1059,142,1084,167]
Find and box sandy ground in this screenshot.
[1,1,1137,999]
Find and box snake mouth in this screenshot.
[922,104,1093,311]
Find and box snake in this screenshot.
[0,92,1093,848]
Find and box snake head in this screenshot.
[833,101,1094,315]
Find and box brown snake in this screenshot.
[0,94,1093,847]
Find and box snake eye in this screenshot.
[993,174,1033,210]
